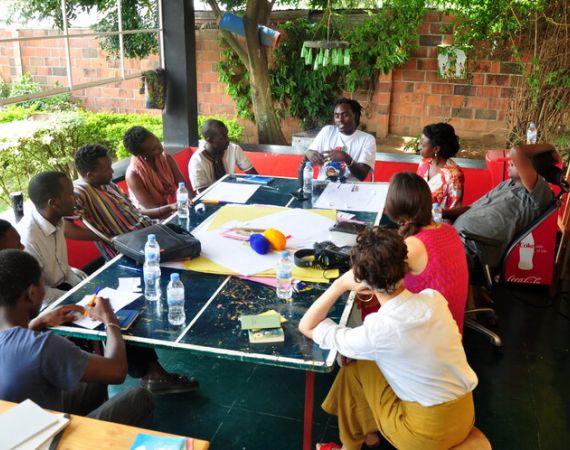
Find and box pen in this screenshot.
[118,264,143,273]
[84,287,101,316]
[201,200,228,205]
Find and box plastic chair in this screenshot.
[461,165,568,350]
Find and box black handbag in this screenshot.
[111,223,201,263]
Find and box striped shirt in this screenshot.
[74,180,152,259]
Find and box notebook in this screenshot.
[116,309,140,331]
[238,175,274,185]
[130,433,186,450]
[247,327,285,344]
[0,399,65,450]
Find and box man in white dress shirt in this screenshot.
[17,171,81,307]
[305,98,376,182]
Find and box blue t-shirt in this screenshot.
[0,327,89,411]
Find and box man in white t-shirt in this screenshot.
[306,98,376,181]
[189,119,258,192]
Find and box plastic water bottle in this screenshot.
[167,273,186,326]
[143,234,161,301]
[276,250,293,299]
[177,182,189,219]
[432,202,443,223]
[526,122,537,144]
[303,161,313,196]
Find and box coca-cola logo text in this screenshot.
[519,243,535,249]
[506,275,542,284]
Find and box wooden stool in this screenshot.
[450,427,492,450]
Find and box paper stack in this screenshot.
[0,399,69,450]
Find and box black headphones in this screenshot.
[294,249,316,268]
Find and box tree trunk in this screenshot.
[243,1,287,144]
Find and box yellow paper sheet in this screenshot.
[178,205,339,282]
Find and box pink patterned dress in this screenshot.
[360,224,468,334]
[417,158,464,209]
[404,224,468,333]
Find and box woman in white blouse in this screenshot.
[299,227,478,450]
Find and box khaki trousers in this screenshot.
[322,360,474,450]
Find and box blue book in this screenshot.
[238,175,274,185]
[130,433,186,450]
[116,309,140,331]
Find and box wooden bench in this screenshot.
[0,400,209,450]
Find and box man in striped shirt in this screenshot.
[66,144,152,259]
[63,143,199,395]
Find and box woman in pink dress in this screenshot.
[417,122,464,211]
[360,172,468,333]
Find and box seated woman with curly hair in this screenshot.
[360,172,469,333]
[417,122,464,211]
[299,227,478,450]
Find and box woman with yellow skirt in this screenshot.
[299,227,478,450]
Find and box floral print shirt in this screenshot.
[417,157,464,209]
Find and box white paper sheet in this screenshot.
[117,277,142,293]
[73,287,142,329]
[200,182,259,204]
[194,228,281,275]
[313,182,389,213]
[187,208,337,275]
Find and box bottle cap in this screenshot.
[306,161,312,167]
[178,182,185,188]
[170,273,180,282]
[432,202,440,208]
[280,250,289,257]
[148,234,156,241]
[529,122,536,127]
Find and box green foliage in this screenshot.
[0,73,76,111]
[0,111,86,202]
[217,40,254,121]
[434,0,544,52]
[78,112,163,160]
[8,0,158,59]
[218,4,425,130]
[270,19,347,129]
[0,106,34,123]
[0,110,243,206]
[93,0,158,59]
[341,1,424,92]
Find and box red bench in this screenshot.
[67,148,492,269]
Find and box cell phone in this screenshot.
[238,176,274,185]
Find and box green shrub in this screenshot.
[0,106,35,123]
[1,73,77,111]
[0,111,85,202]
[0,111,243,208]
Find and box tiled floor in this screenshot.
[111,284,570,450]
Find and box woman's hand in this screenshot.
[29,305,85,331]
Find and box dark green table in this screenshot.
[48,175,386,450]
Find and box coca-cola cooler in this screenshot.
[502,212,558,285]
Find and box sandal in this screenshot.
[316,444,341,450]
[141,373,199,395]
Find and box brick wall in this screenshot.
[1,10,519,144]
[388,11,515,143]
